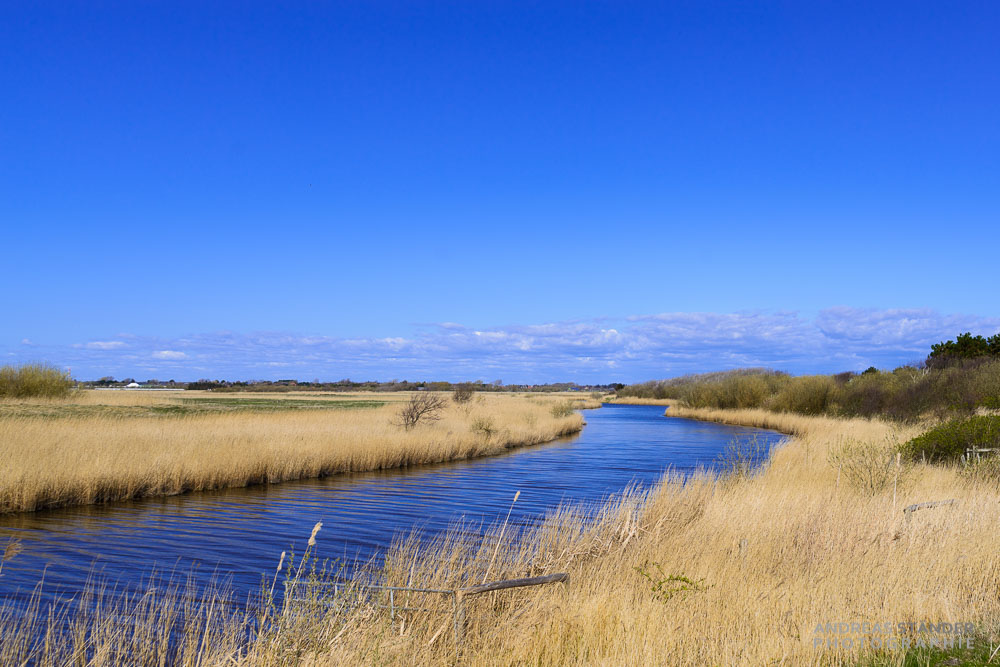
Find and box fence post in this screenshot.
[453,590,466,659]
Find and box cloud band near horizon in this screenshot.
[8,308,1000,383]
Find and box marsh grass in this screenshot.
[715,434,773,481]
[0,397,385,420]
[0,392,584,514]
[4,403,999,665]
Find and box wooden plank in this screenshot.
[458,573,569,597]
[903,499,956,515]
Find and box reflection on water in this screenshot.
[0,405,783,610]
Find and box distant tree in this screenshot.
[928,332,1000,368]
[393,393,447,430]
[862,366,879,375]
[186,381,225,391]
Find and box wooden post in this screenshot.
[448,573,569,651]
[453,591,465,647]
[902,499,956,526]
[891,452,901,513]
[459,573,569,597]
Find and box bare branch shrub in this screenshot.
[393,393,447,430]
[452,383,476,404]
[470,415,497,441]
[828,437,908,495]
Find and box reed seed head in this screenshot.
[307,521,323,546]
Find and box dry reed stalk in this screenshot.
[482,490,520,584]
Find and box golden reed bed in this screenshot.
[0,391,586,514]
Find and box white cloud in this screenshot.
[28,308,1000,382]
[76,341,126,350]
[151,350,187,360]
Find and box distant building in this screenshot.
[126,382,140,388]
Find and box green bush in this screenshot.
[767,375,836,415]
[900,416,1000,463]
[0,363,73,399]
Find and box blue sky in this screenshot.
[2,2,998,382]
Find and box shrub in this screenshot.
[767,375,836,415]
[621,355,1000,423]
[617,369,786,403]
[828,437,904,495]
[469,415,497,440]
[393,394,447,430]
[452,383,475,404]
[683,373,786,410]
[833,372,898,418]
[966,359,1000,410]
[0,363,73,399]
[634,563,709,603]
[900,416,1000,463]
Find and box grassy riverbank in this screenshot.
[4,401,996,665]
[299,406,999,665]
[0,391,590,514]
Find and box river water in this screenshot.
[0,404,782,611]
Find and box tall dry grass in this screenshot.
[4,403,998,665]
[257,406,1000,664]
[0,392,583,513]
